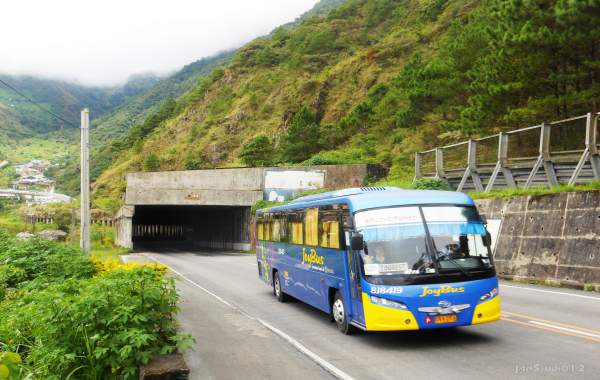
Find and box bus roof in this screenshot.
[261,187,475,215]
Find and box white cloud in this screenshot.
[0,0,319,86]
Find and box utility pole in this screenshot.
[80,108,91,253]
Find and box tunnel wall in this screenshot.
[476,190,600,288]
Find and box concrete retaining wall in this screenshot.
[476,191,600,287]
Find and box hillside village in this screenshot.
[0,159,71,205]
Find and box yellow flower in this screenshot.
[0,364,9,378]
[3,352,21,364]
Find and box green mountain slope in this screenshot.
[48,51,235,198]
[91,51,234,142]
[0,102,26,143]
[85,0,600,206]
[0,74,159,137]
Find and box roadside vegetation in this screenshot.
[0,199,128,260]
[0,230,192,379]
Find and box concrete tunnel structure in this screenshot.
[115,164,385,251]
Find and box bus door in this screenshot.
[346,230,365,325]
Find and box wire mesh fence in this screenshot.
[419,150,436,176]
[441,142,468,171]
[549,115,588,155]
[506,126,541,163]
[475,135,499,166]
[415,112,600,191]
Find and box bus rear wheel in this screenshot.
[332,291,353,335]
[273,271,289,303]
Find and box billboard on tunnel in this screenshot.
[264,169,325,202]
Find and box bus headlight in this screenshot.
[479,288,499,303]
[370,295,408,310]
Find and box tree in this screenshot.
[279,107,321,163]
[239,135,276,167]
[143,153,160,171]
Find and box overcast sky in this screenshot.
[0,0,319,86]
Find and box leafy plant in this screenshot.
[0,231,193,379]
[411,178,451,191]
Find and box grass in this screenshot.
[469,180,600,200]
[373,177,420,189]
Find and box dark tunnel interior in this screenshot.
[132,205,251,251]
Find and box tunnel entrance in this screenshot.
[132,205,251,251]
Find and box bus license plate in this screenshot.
[435,315,457,324]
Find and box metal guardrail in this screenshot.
[414,112,600,192]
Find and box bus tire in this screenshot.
[273,271,289,303]
[332,291,353,335]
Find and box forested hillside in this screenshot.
[93,0,600,207]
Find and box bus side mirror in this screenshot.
[482,232,492,247]
[351,233,364,251]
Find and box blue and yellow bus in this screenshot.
[256,187,500,334]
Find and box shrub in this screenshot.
[0,231,192,379]
[0,268,190,380]
[143,154,160,171]
[0,237,95,289]
[411,178,452,190]
[239,135,276,167]
[302,155,342,166]
[184,152,206,170]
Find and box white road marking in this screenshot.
[501,284,600,301]
[143,253,355,380]
[528,320,600,339]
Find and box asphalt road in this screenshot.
[138,249,600,380]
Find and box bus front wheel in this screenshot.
[332,291,353,335]
[273,271,289,303]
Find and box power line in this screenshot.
[0,77,79,128]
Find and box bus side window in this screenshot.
[287,211,304,245]
[264,221,271,241]
[305,208,319,246]
[271,219,280,242]
[271,214,286,242]
[319,207,342,249]
[279,214,289,243]
[257,221,264,241]
[291,222,303,244]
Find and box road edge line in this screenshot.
[142,253,356,380]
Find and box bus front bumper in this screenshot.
[361,293,501,331]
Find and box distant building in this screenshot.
[13,160,55,193]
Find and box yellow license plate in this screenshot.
[435,315,457,324]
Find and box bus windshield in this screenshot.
[354,205,492,280]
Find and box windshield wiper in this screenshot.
[437,253,472,277]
